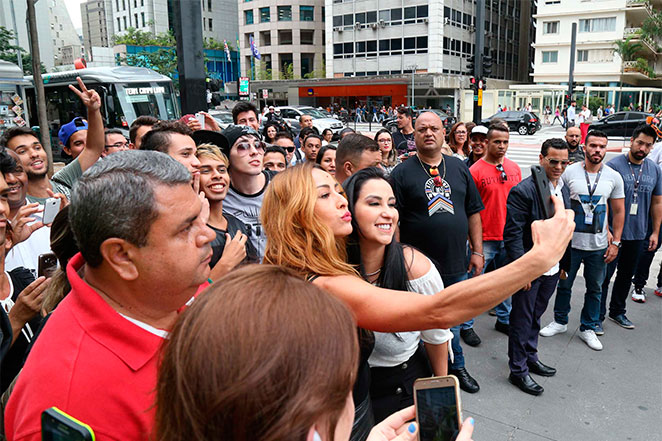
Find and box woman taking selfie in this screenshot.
[373,129,398,174]
[261,163,573,438]
[344,168,451,423]
[155,265,477,441]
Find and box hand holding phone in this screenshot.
[38,253,58,278]
[195,112,205,130]
[414,376,462,441]
[42,197,61,225]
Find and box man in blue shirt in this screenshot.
[601,124,662,328]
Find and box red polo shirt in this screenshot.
[5,253,166,441]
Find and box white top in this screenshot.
[567,106,576,122]
[647,141,662,170]
[368,260,453,368]
[119,313,169,339]
[5,211,52,277]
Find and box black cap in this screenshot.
[191,130,229,154]
[221,124,261,154]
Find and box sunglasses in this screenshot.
[496,164,508,183]
[282,146,296,153]
[235,141,266,156]
[545,158,570,167]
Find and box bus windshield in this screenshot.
[111,82,178,126]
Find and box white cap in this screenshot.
[470,125,488,136]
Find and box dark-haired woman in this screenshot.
[322,128,334,145]
[316,145,337,177]
[262,122,280,144]
[374,130,398,174]
[344,168,451,423]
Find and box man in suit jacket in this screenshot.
[503,138,571,396]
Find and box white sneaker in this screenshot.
[578,329,603,351]
[631,287,646,303]
[539,321,567,337]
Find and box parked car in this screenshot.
[276,106,345,138]
[382,109,456,133]
[482,110,541,135]
[588,111,655,138]
[208,110,233,129]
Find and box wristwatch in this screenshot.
[611,241,622,248]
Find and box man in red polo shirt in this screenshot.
[469,122,522,333]
[5,150,215,441]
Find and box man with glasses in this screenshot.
[219,125,273,260]
[541,130,625,350]
[503,138,571,395]
[103,129,130,157]
[273,132,297,164]
[469,123,522,334]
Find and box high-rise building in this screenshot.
[201,0,239,45]
[50,0,84,66]
[327,0,533,82]
[111,0,170,35]
[238,1,327,79]
[533,0,661,88]
[81,0,115,61]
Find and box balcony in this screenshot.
[624,27,662,54]
[626,0,653,22]
[623,60,657,79]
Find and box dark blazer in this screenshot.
[503,175,571,264]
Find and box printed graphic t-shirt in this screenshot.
[391,156,484,277]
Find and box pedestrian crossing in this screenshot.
[506,146,624,176]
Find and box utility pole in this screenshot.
[26,0,54,175]
[171,0,206,115]
[472,0,485,123]
[409,64,418,107]
[567,22,577,106]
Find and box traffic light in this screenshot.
[470,76,477,91]
[466,56,475,75]
[483,55,493,77]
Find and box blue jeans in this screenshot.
[553,247,606,331]
[482,240,511,324]
[600,240,645,320]
[442,272,469,370]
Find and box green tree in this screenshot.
[642,11,662,38]
[113,28,175,47]
[303,59,326,79]
[612,36,644,109]
[120,48,178,86]
[0,26,45,75]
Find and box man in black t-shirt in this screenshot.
[392,106,416,156]
[391,111,484,394]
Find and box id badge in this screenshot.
[630,203,638,216]
[584,212,594,225]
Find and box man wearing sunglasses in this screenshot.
[503,138,571,395]
[541,130,625,351]
[469,122,522,334]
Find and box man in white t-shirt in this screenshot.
[540,130,625,351]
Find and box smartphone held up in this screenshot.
[414,375,462,441]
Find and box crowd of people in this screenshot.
[1,75,661,441]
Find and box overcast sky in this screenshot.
[64,0,85,29]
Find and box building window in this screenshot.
[577,49,613,63]
[116,0,119,11]
[579,17,616,33]
[278,30,293,45]
[390,8,402,25]
[260,31,271,46]
[577,50,588,62]
[333,15,341,27]
[300,5,314,21]
[542,51,558,63]
[117,17,121,30]
[343,14,353,26]
[123,16,127,29]
[134,13,138,27]
[278,6,292,21]
[543,21,559,34]
[208,18,213,31]
[141,12,145,27]
[301,29,314,45]
[245,10,254,25]
[134,0,137,7]
[260,7,270,22]
[141,0,143,6]
[122,0,125,10]
[322,7,325,21]
[208,0,212,12]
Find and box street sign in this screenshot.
[477,89,483,106]
[262,89,269,99]
[238,77,250,96]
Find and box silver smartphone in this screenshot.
[42,197,61,225]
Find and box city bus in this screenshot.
[24,66,180,133]
[0,60,30,131]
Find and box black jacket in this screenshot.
[503,176,571,265]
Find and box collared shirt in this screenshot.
[5,253,165,441]
[543,179,564,276]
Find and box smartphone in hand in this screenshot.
[42,407,95,441]
[531,165,555,219]
[42,197,61,225]
[414,375,462,441]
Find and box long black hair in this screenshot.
[343,167,408,292]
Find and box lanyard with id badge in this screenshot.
[583,164,602,226]
[627,157,644,216]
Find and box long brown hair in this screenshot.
[155,265,359,441]
[262,163,358,277]
[449,122,469,156]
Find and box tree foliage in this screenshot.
[119,47,178,86]
[0,26,46,75]
[612,36,643,62]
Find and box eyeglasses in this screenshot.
[545,157,570,167]
[235,141,266,156]
[282,146,296,153]
[496,164,507,183]
[105,142,129,149]
[455,130,467,135]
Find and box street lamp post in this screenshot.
[409,64,418,107]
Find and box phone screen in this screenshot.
[416,386,460,441]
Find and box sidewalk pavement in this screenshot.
[459,265,662,441]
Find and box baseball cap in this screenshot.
[470,125,488,137]
[221,125,262,155]
[191,130,229,154]
[58,117,88,146]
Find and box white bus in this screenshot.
[0,60,30,131]
[25,66,180,132]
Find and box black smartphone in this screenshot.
[531,164,555,219]
[414,375,462,441]
[38,253,58,278]
[41,407,95,441]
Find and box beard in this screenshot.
[26,168,48,180]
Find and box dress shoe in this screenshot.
[449,367,480,394]
[528,360,556,377]
[460,328,481,347]
[494,320,510,335]
[509,373,544,396]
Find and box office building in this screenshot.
[81,0,115,61]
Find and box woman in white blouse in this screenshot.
[343,167,452,423]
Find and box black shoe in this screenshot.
[449,367,480,394]
[528,360,556,377]
[460,328,481,347]
[509,373,544,396]
[495,320,510,335]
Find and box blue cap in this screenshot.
[58,117,88,146]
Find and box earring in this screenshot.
[313,430,322,441]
